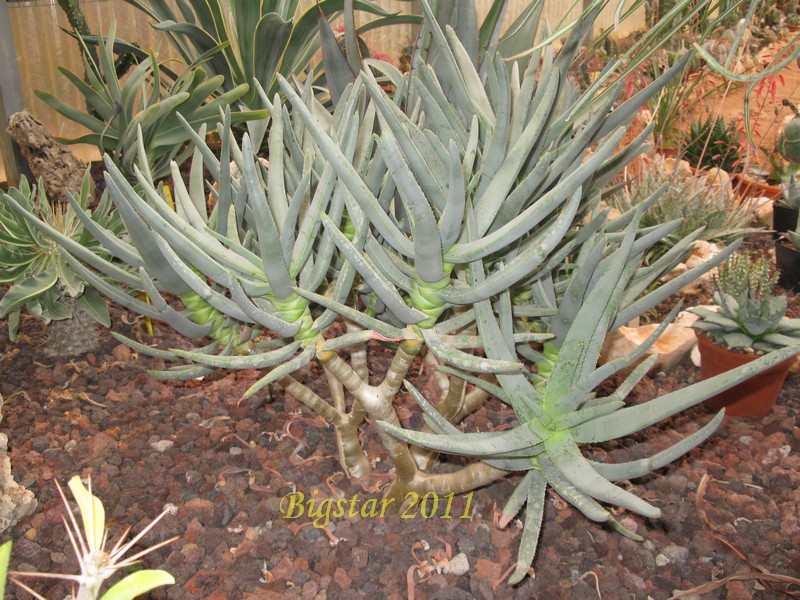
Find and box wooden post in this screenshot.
[0,0,32,186]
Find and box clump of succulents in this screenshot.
[691,252,800,352]
[9,0,800,587]
[609,157,755,262]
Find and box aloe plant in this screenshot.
[35,23,266,181]
[785,219,800,249]
[14,0,800,587]
[121,0,418,110]
[609,158,756,263]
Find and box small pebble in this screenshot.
[150,440,174,453]
[661,545,689,564]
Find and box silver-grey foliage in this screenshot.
[6,0,799,587]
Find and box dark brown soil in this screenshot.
[1,302,799,600]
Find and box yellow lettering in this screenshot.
[378,497,395,517]
[348,495,360,517]
[360,498,379,518]
[280,492,305,519]
[333,496,347,519]
[312,498,333,528]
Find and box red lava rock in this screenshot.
[316,553,337,577]
[209,426,229,444]
[181,543,205,564]
[780,515,800,537]
[111,343,131,362]
[3,307,799,598]
[184,569,230,595]
[80,431,115,461]
[154,384,175,403]
[490,523,515,548]
[270,556,295,581]
[740,501,767,521]
[32,367,53,386]
[333,567,351,589]
[183,498,215,523]
[301,580,319,598]
[473,557,503,581]
[622,570,647,594]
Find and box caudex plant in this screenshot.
[6,0,800,586]
[0,476,174,599]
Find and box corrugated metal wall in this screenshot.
[6,0,644,163]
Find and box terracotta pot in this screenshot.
[731,173,783,200]
[695,332,795,417]
[775,241,800,292]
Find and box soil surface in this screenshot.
[0,298,799,600]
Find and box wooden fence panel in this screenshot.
[2,0,644,181]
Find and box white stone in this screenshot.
[443,552,470,576]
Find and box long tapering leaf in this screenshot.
[574,345,800,443]
[591,411,724,481]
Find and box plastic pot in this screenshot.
[773,204,799,237]
[775,241,800,292]
[695,331,795,417]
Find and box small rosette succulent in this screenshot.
[691,254,800,352]
[691,292,800,352]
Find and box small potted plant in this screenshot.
[690,252,800,416]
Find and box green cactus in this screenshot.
[777,100,800,164]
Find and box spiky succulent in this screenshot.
[36,23,265,181]
[121,0,415,110]
[609,157,755,263]
[786,219,800,249]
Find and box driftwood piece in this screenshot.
[6,110,87,202]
